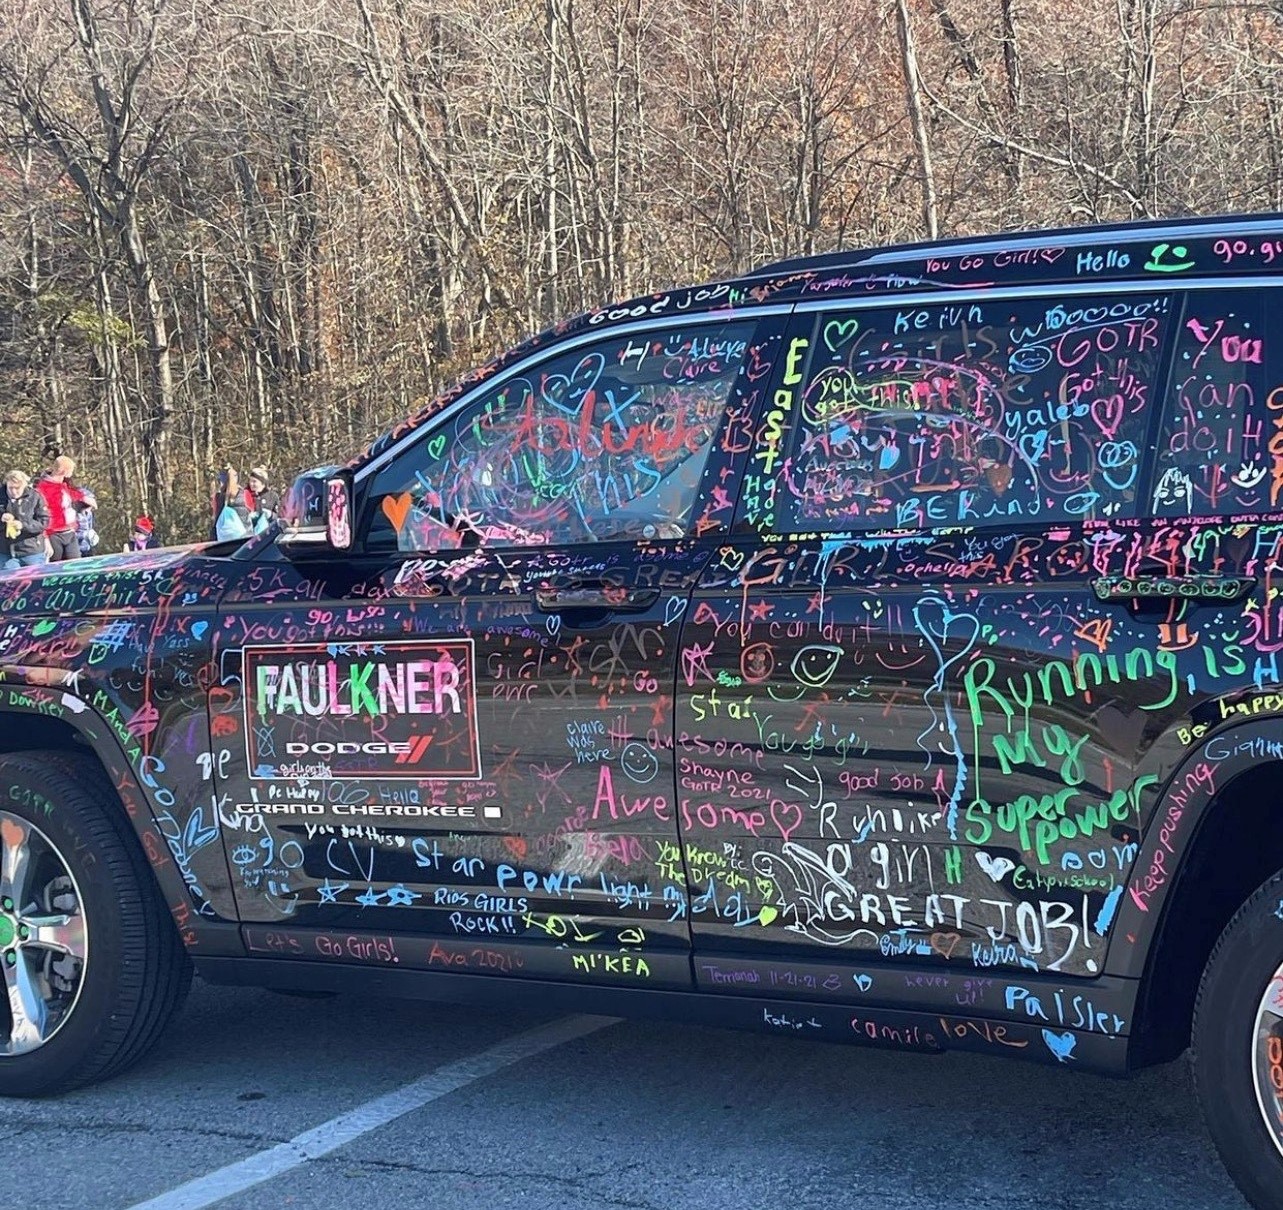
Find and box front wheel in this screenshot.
[0,752,191,1095]
[1194,869,1283,1210]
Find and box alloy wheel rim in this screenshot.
[0,811,89,1056]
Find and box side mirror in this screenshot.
[326,473,354,551]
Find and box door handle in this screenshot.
[1091,574,1256,604]
[534,583,660,613]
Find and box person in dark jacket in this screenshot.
[2,469,52,570]
[246,465,280,531]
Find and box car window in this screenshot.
[748,293,1174,533]
[1151,288,1278,516]
[365,321,755,552]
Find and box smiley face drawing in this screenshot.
[740,642,774,684]
[620,742,659,783]
[791,643,844,689]
[1008,345,1052,374]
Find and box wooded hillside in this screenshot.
[2,0,1281,543]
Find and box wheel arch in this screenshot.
[1121,719,1283,1067]
[0,680,240,954]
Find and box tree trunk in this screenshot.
[895,0,939,238]
[120,207,176,509]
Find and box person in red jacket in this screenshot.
[37,455,94,562]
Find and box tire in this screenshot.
[1193,868,1283,1210]
[0,750,192,1095]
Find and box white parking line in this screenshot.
[127,1013,619,1210]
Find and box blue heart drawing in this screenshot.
[854,974,873,992]
[664,596,687,626]
[191,621,208,641]
[914,598,981,662]
[1041,1029,1077,1063]
[253,764,277,778]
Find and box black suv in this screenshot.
[3,213,1283,1209]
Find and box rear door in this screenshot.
[212,308,786,988]
[677,286,1182,1016]
[1105,280,1283,969]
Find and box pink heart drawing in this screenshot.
[769,800,803,843]
[1091,394,1125,439]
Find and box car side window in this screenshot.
[1151,288,1278,516]
[748,293,1174,533]
[365,321,755,552]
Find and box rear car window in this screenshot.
[1151,287,1279,516]
[760,293,1173,532]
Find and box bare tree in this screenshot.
[0,0,217,510]
[1,0,1282,543]
[894,0,940,238]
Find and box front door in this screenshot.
[211,310,778,988]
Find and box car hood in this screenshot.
[0,544,231,615]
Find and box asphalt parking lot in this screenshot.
[14,978,1248,1210]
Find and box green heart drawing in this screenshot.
[822,317,860,352]
[32,620,56,637]
[427,433,447,461]
[758,905,778,926]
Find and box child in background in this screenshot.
[75,483,100,555]
[246,465,279,531]
[124,515,159,552]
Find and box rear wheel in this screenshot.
[0,751,191,1095]
[1193,868,1283,1210]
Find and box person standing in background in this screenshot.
[75,480,101,555]
[1,469,52,570]
[211,465,255,540]
[123,515,159,551]
[246,465,279,531]
[37,455,93,561]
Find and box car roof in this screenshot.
[744,211,1283,279]
[349,211,1283,479]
